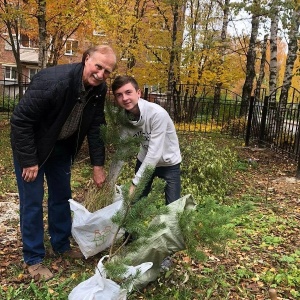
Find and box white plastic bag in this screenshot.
[69,186,124,259]
[68,255,153,300]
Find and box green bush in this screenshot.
[179,196,252,261]
[0,95,18,112]
[180,136,237,200]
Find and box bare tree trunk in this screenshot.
[268,10,279,100]
[167,3,179,92]
[279,8,300,106]
[277,7,300,155]
[255,34,268,98]
[155,0,185,120]
[197,0,213,83]
[240,1,260,116]
[213,0,230,119]
[126,0,148,71]
[37,0,47,69]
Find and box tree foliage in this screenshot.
[1,0,299,94]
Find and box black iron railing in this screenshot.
[2,77,300,175]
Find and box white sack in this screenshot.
[68,255,153,300]
[69,186,124,259]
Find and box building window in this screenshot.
[65,40,78,56]
[93,29,106,37]
[20,34,38,48]
[4,66,17,80]
[28,68,39,80]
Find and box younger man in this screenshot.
[111,75,181,204]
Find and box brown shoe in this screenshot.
[60,248,84,259]
[27,263,54,281]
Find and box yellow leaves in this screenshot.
[175,122,222,133]
[48,288,55,294]
[182,256,191,263]
[251,275,260,282]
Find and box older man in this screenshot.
[11,45,117,280]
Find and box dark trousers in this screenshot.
[135,160,181,205]
[14,143,72,265]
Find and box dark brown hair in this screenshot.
[111,75,139,93]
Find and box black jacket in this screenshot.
[10,63,107,168]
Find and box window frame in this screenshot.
[64,39,79,56]
[27,67,39,80]
[20,34,38,49]
[4,65,18,81]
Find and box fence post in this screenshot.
[259,95,269,147]
[297,153,300,179]
[245,96,255,146]
[144,87,149,101]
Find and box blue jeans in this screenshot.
[135,160,181,205]
[14,144,72,265]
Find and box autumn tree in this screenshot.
[279,0,300,106]
[275,0,300,148]
[135,0,185,88]
[182,0,217,86]
[88,0,162,86]
[0,0,29,96]
[240,0,260,116]
[43,0,88,66]
[268,3,280,99]
[1,0,89,71]
[149,0,186,90]
[36,0,47,69]
[255,33,268,97]
[212,0,230,119]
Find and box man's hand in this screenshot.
[129,184,136,196]
[93,166,106,188]
[22,165,39,182]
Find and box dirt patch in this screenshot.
[0,194,19,244]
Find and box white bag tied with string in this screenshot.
[69,186,124,259]
[68,255,153,300]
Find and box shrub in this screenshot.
[221,117,246,137]
[180,135,237,201]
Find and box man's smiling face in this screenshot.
[114,82,141,114]
[82,51,115,87]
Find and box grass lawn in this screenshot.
[0,120,299,299]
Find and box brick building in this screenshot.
[0,33,82,84]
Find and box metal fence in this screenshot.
[247,87,300,174]
[0,76,29,119]
[1,77,300,175]
[139,84,248,137]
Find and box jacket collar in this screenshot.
[128,98,145,126]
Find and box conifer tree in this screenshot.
[84,101,142,212]
[87,102,252,291]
